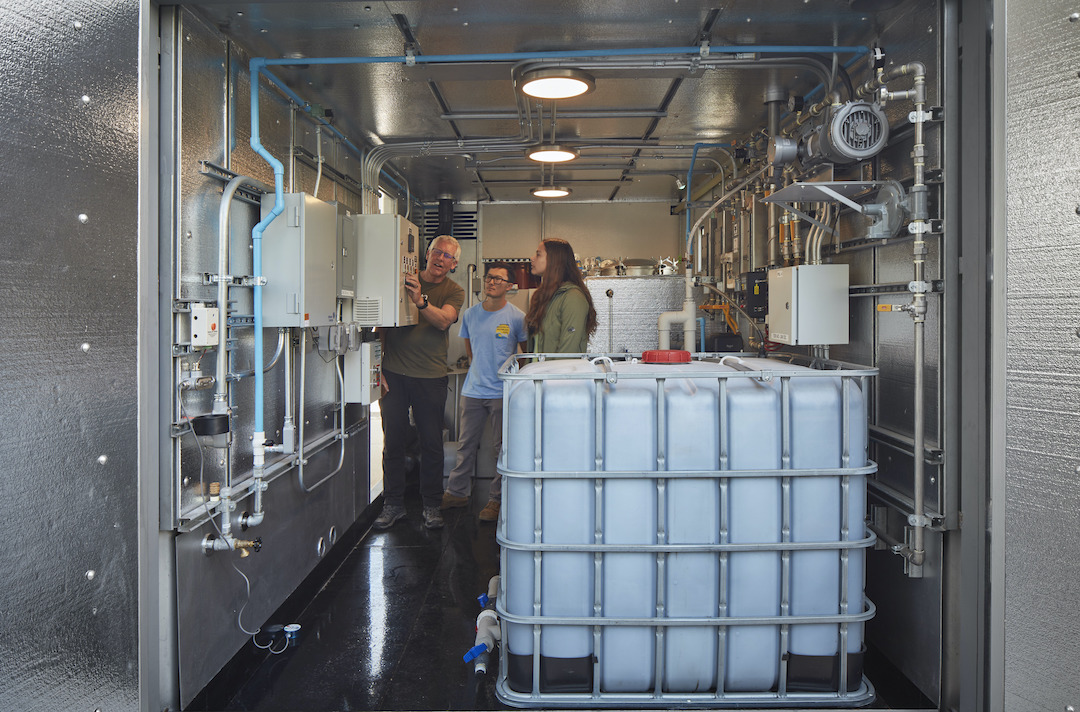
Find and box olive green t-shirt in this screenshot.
[381,276,465,378]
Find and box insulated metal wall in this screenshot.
[166,9,374,707]
[0,1,141,710]
[1004,1,1080,709]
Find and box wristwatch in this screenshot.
[417,294,429,310]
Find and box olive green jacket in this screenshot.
[531,283,591,353]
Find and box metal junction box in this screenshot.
[352,214,419,327]
[767,264,849,345]
[333,203,357,300]
[344,341,382,405]
[259,193,338,327]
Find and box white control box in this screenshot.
[344,341,382,405]
[189,304,220,347]
[335,204,357,300]
[352,214,419,327]
[260,193,338,327]
[767,264,849,345]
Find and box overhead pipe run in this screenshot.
[252,45,868,212]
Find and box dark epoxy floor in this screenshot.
[217,480,933,711]
[224,489,504,711]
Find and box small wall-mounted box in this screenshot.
[189,304,220,347]
[344,341,382,405]
[352,214,419,327]
[767,264,849,345]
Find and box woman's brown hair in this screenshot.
[524,238,597,336]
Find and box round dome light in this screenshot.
[520,68,595,99]
[531,186,571,198]
[526,144,579,163]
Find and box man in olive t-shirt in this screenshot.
[374,235,465,531]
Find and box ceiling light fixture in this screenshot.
[531,186,571,198]
[520,68,596,99]
[526,144,579,163]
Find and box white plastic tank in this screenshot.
[497,351,875,707]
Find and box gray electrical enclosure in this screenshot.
[334,202,357,300]
[767,264,850,345]
[260,193,338,327]
[352,214,420,327]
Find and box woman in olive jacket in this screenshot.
[526,238,597,353]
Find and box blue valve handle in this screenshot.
[463,643,489,663]
[477,593,489,608]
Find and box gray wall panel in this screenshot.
[0,1,140,710]
[1005,0,1080,709]
[169,10,375,705]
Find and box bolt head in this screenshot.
[1070,12,1080,22]
[85,570,95,580]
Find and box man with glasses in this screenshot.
[375,235,466,531]
[441,262,527,522]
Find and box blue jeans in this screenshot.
[380,370,448,508]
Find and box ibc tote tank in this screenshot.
[496,351,877,708]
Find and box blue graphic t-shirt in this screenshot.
[460,301,527,399]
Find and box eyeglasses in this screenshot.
[483,275,510,284]
[429,248,457,262]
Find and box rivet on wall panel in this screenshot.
[78,213,89,223]
[73,20,82,29]
[1069,13,1080,22]
[85,570,95,580]
[81,343,91,353]
[81,95,90,104]
[97,455,108,465]
[1065,705,1075,712]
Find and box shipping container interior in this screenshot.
[153,0,990,710]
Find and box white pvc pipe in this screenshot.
[657,267,698,350]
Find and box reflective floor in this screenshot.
[208,480,933,711]
[222,490,503,711]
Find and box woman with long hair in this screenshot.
[525,238,597,353]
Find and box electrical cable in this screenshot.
[178,389,263,638]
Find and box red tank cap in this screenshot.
[641,349,692,364]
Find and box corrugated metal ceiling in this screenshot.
[188,0,908,203]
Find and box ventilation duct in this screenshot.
[437,197,455,236]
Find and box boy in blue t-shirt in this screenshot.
[441,262,527,521]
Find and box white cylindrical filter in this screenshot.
[724,377,782,692]
[663,372,722,692]
[599,374,658,692]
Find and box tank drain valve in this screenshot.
[465,609,501,675]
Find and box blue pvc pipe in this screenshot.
[250,58,286,434]
[698,317,706,352]
[257,67,416,206]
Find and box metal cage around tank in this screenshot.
[494,352,878,708]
